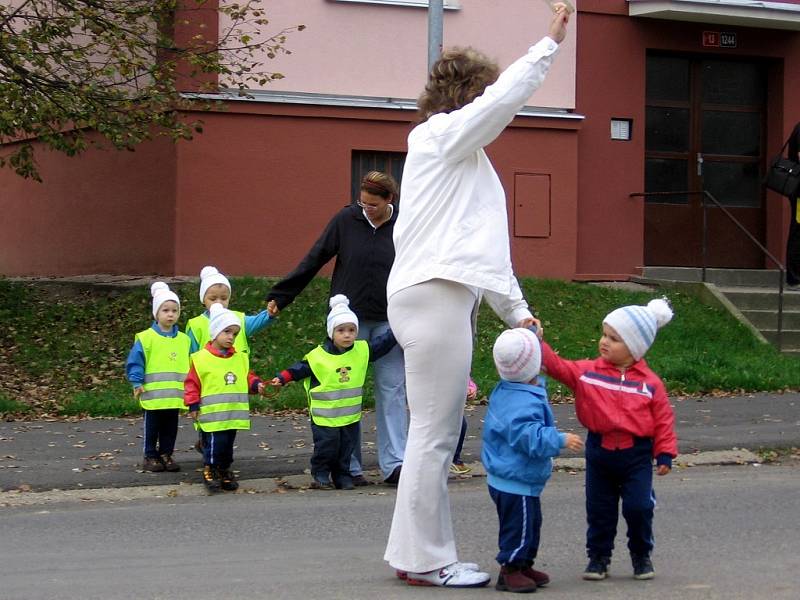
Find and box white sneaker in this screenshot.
[406,562,491,587]
[395,562,478,581]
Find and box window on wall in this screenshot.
[351,150,406,203]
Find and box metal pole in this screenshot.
[428,0,443,73]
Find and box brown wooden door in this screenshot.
[644,54,766,267]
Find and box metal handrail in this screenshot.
[629,190,786,350]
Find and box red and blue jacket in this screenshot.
[541,342,678,464]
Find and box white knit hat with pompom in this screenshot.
[208,302,240,341]
[151,281,180,318]
[326,294,359,338]
[199,265,231,304]
[603,297,673,361]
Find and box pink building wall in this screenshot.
[230,0,576,109]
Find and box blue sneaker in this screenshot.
[583,556,610,580]
[632,555,655,580]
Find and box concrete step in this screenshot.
[641,267,785,287]
[716,287,800,311]
[740,309,800,330]
[761,329,800,351]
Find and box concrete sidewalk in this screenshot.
[1,392,798,493]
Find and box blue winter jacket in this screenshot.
[481,379,567,497]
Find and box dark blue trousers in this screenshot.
[202,429,237,469]
[453,416,468,463]
[585,433,656,559]
[489,485,542,567]
[311,420,358,488]
[142,408,179,459]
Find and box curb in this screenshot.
[0,449,764,508]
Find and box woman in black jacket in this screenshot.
[266,171,406,485]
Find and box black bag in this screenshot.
[764,135,800,198]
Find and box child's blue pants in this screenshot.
[488,485,542,567]
[142,408,179,459]
[585,432,656,559]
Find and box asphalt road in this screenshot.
[1,463,798,600]
[1,392,798,492]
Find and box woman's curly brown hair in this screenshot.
[416,47,500,122]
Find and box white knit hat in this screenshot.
[493,328,542,383]
[208,302,240,341]
[603,297,673,361]
[327,294,359,338]
[199,265,231,303]
[151,281,180,318]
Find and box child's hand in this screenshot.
[563,433,584,452]
[466,380,478,402]
[268,377,283,387]
[267,300,280,317]
[656,464,671,476]
[517,317,544,339]
[133,386,144,400]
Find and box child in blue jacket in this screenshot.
[482,328,583,593]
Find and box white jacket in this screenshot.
[387,36,560,327]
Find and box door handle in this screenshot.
[696,153,704,176]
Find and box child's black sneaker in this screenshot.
[220,469,239,492]
[160,454,180,472]
[142,457,165,472]
[203,465,221,493]
[310,479,335,490]
[582,556,610,580]
[632,555,655,580]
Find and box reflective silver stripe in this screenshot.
[201,393,249,406]
[143,372,187,384]
[313,405,362,418]
[199,410,250,423]
[311,387,363,401]
[140,388,184,400]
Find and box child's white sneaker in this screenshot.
[406,562,490,587]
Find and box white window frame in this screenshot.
[330,0,461,9]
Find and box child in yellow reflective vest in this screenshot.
[269,295,396,490]
[184,303,267,493]
[126,282,191,473]
[185,265,274,454]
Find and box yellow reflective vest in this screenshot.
[303,341,368,427]
[136,328,191,411]
[191,347,251,432]
[186,311,249,354]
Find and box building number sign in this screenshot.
[702,31,737,48]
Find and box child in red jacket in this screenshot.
[541,298,677,582]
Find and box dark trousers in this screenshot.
[489,485,542,567]
[787,197,800,285]
[453,416,467,463]
[311,420,359,487]
[142,408,179,459]
[585,433,656,559]
[202,429,237,469]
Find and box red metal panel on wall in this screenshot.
[513,173,551,238]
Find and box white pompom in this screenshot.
[329,294,349,309]
[208,302,225,317]
[648,297,673,328]
[150,281,169,297]
[200,266,218,280]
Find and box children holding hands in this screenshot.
[126,282,191,473]
[269,295,396,491]
[482,328,583,593]
[184,302,268,493]
[541,298,677,581]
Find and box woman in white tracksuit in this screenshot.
[383,6,571,589]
